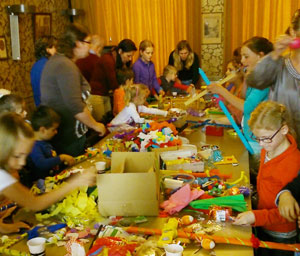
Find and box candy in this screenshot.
[290,38,300,49]
[181,215,194,225]
[201,238,216,249]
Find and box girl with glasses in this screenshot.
[233,101,300,256]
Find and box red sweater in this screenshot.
[90,53,119,96]
[76,52,100,82]
[253,134,300,232]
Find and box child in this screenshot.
[133,40,164,99]
[113,68,134,116]
[233,101,300,256]
[27,106,75,182]
[0,94,27,119]
[109,84,167,126]
[0,113,96,234]
[158,65,194,96]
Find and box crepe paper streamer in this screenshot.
[0,203,16,212]
[198,68,254,154]
[0,247,30,256]
[186,169,232,180]
[124,226,300,252]
[2,233,28,249]
[189,194,247,212]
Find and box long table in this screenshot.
[9,119,253,256]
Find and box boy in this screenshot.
[27,106,75,181]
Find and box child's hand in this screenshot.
[187,84,194,93]
[69,167,97,188]
[273,34,293,59]
[60,154,75,166]
[159,90,165,96]
[207,83,225,96]
[94,122,106,136]
[233,211,255,225]
[278,191,300,222]
[0,221,30,234]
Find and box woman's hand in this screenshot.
[278,191,299,222]
[272,34,293,59]
[233,211,255,225]
[207,83,226,96]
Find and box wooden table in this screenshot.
[9,118,253,256]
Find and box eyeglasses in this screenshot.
[81,40,91,44]
[251,126,283,143]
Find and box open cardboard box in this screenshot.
[97,152,160,217]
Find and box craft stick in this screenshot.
[0,247,30,256]
[184,90,208,106]
[197,68,254,154]
[124,226,300,252]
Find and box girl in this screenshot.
[109,84,167,126]
[158,65,194,96]
[0,113,96,234]
[233,101,300,256]
[208,37,273,154]
[133,40,164,99]
[168,40,200,86]
[247,9,300,147]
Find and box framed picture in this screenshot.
[0,37,8,60]
[34,13,51,41]
[202,13,222,44]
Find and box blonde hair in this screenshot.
[172,40,194,71]
[124,84,149,106]
[0,113,34,170]
[163,65,177,77]
[248,101,293,135]
[139,40,154,57]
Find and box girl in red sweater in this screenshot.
[233,101,300,256]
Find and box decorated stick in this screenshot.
[0,247,30,256]
[124,226,300,252]
[184,89,208,106]
[198,68,254,154]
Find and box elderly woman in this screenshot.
[41,24,106,156]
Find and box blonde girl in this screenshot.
[133,40,164,98]
[234,101,300,256]
[168,40,200,86]
[0,113,96,234]
[158,65,193,96]
[110,84,167,126]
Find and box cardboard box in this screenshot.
[97,152,159,217]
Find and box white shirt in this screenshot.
[110,103,168,126]
[0,169,17,192]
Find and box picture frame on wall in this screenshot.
[34,13,52,41]
[202,13,222,44]
[0,37,8,60]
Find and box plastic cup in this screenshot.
[27,237,46,256]
[95,161,106,173]
[172,92,178,97]
[164,244,183,256]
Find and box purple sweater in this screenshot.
[133,58,161,94]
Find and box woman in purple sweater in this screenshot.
[133,40,164,99]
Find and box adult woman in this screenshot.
[31,36,57,106]
[208,37,273,154]
[41,24,106,156]
[90,39,137,121]
[246,9,300,147]
[168,40,199,86]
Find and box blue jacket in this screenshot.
[133,58,161,94]
[30,57,48,106]
[27,140,61,180]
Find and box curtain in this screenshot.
[72,0,201,77]
[224,0,300,67]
